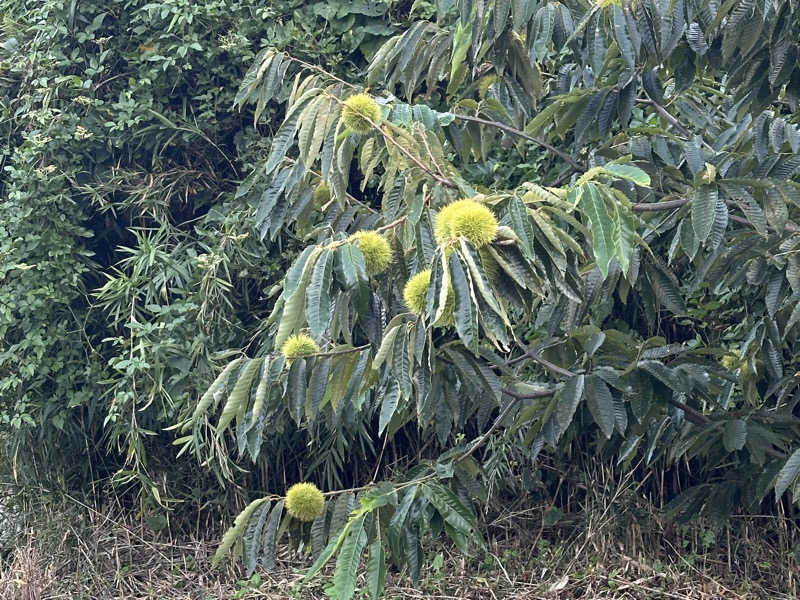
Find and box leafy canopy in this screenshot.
[189,0,800,596]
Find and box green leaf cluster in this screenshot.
[204,1,800,595]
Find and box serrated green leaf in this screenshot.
[336,244,368,288]
[331,516,367,600]
[423,482,478,536]
[213,497,269,567]
[218,358,263,434]
[287,358,307,425]
[723,419,747,452]
[692,185,717,243]
[243,500,271,576]
[510,195,536,261]
[365,521,386,600]
[373,322,402,373]
[306,250,334,339]
[306,356,331,424]
[450,20,472,83]
[459,240,509,327]
[191,358,243,427]
[449,251,479,353]
[264,91,318,173]
[379,380,401,435]
[581,183,616,278]
[556,374,585,431]
[650,266,686,316]
[262,500,284,571]
[775,449,800,499]
[276,247,323,348]
[608,193,635,275]
[586,375,615,439]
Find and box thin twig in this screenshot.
[460,400,519,461]
[632,198,690,211]
[320,216,407,251]
[451,113,586,172]
[640,96,692,138]
[516,343,575,378]
[283,54,357,91]
[313,344,370,358]
[375,216,407,234]
[501,387,557,400]
[729,212,800,233]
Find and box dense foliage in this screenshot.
[191,0,800,596]
[0,0,402,508]
[3,0,800,597]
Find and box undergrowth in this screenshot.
[0,461,797,600]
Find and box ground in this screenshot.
[1,494,796,600]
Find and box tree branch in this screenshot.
[632,198,690,211]
[516,343,576,378]
[450,113,587,172]
[728,212,800,234]
[512,342,720,427]
[665,397,710,425]
[640,96,693,139]
[631,196,800,234]
[501,387,557,400]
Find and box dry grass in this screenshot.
[0,485,796,600]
